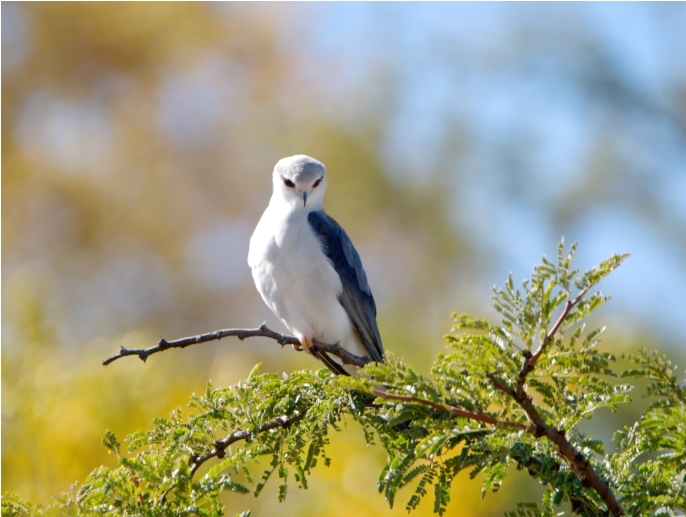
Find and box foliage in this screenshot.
[3,241,685,516]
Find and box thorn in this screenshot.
[259,322,267,331]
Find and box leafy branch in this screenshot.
[371,388,536,433]
[5,240,685,517]
[189,414,301,476]
[484,282,622,515]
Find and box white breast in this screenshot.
[248,203,361,355]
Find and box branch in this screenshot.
[371,388,536,434]
[489,372,623,515]
[516,287,588,398]
[484,288,623,515]
[188,394,383,478]
[313,339,371,368]
[102,324,370,368]
[190,414,300,476]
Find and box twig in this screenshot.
[515,288,588,399]
[372,388,536,433]
[190,414,300,476]
[313,339,371,368]
[188,393,385,478]
[486,288,623,516]
[102,324,370,368]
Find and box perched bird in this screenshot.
[248,155,384,375]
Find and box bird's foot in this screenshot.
[296,336,315,353]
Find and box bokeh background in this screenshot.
[3,3,686,515]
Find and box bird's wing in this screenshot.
[307,211,385,363]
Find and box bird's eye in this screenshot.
[313,177,322,188]
[283,179,295,188]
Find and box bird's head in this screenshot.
[272,155,327,210]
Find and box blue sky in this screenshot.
[286,2,686,349]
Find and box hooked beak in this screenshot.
[300,191,308,207]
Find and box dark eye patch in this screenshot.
[283,178,295,188]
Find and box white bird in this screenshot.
[248,155,384,375]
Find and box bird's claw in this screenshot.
[296,336,315,354]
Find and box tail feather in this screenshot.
[311,348,350,376]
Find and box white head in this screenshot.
[272,155,327,210]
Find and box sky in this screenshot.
[286,2,686,348]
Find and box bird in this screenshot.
[248,155,384,375]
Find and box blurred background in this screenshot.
[2,3,685,515]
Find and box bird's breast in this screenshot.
[248,207,349,342]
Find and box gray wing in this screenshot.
[307,211,384,364]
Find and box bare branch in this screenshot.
[313,339,371,368]
[102,324,370,368]
[371,388,536,434]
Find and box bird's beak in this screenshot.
[300,191,308,207]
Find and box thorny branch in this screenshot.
[486,290,624,517]
[102,324,370,368]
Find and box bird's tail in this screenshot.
[311,348,350,376]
